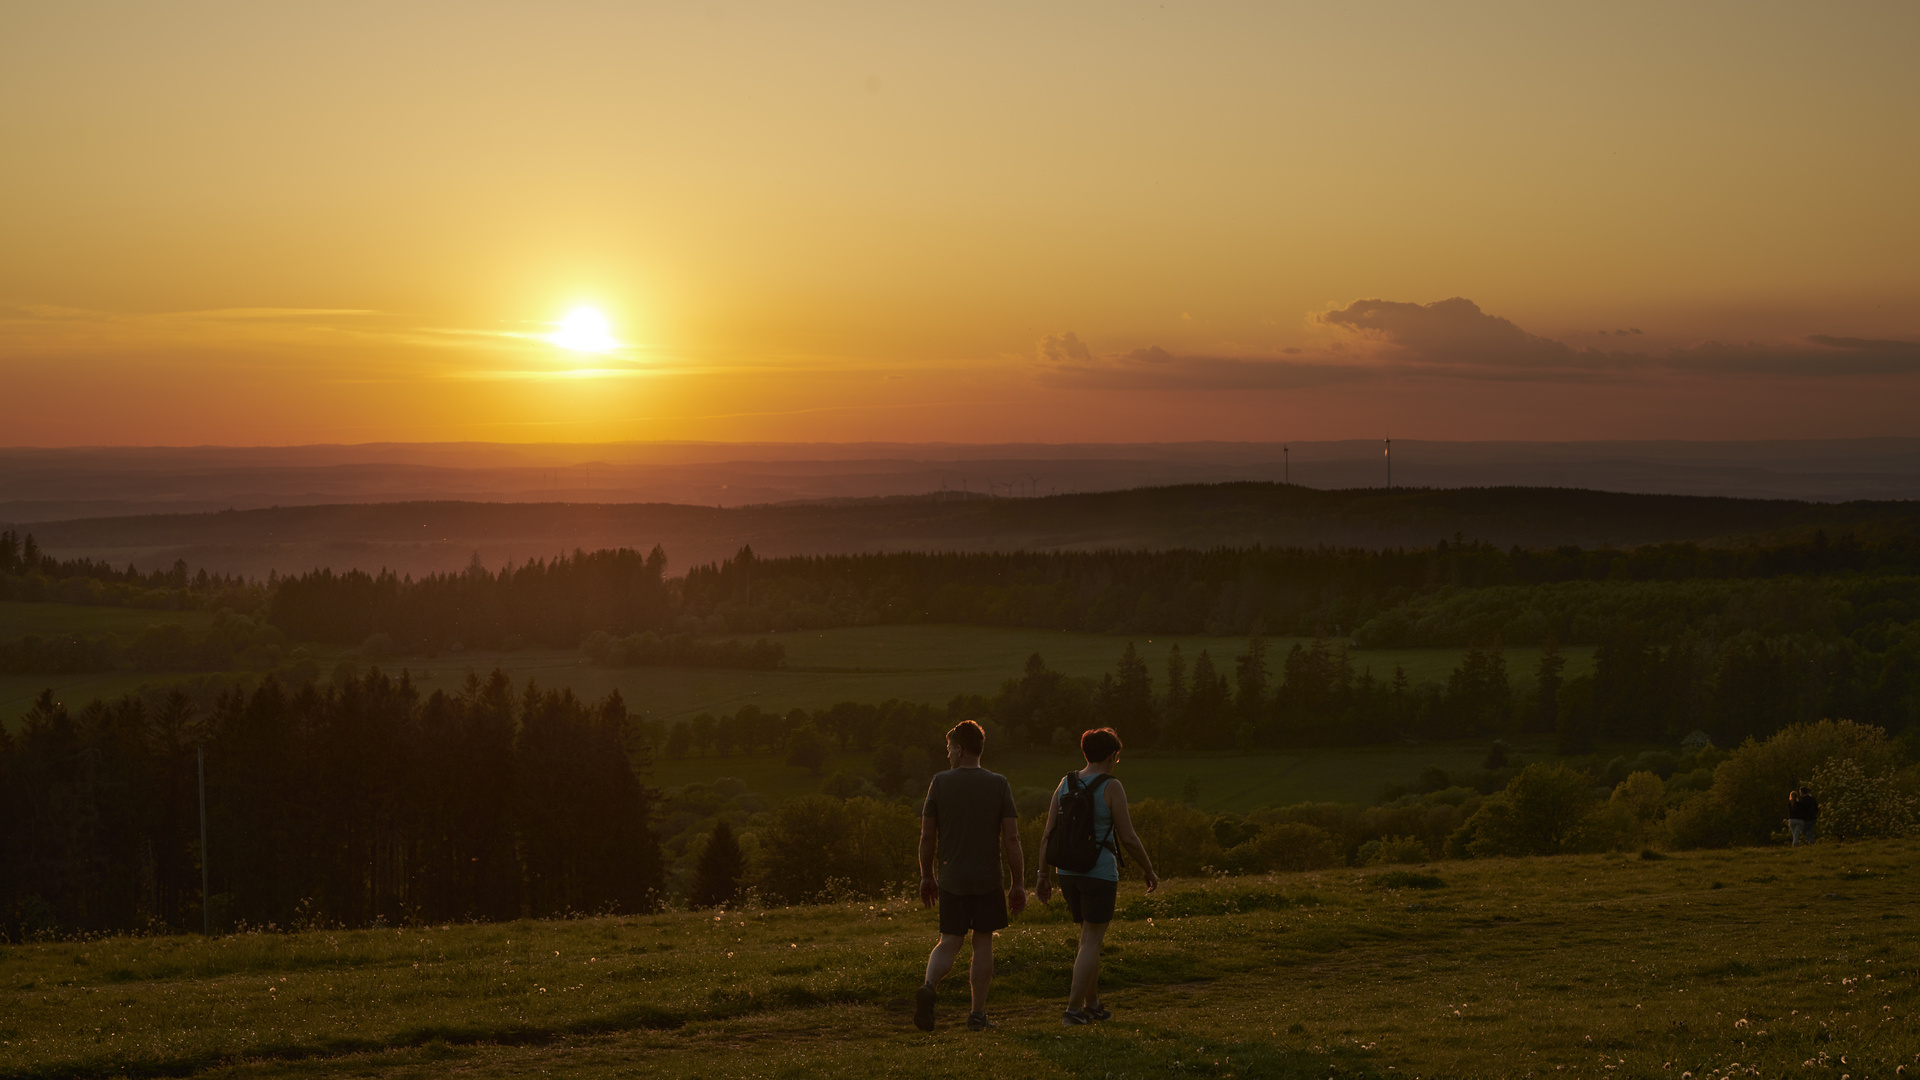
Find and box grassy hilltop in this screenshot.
[4,840,1915,1080]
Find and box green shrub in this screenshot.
[1809,757,1920,840]
[1361,835,1430,866]
[1663,792,1735,849]
[1222,822,1338,873]
[1129,798,1223,877]
[1706,719,1904,845]
[1450,763,1597,857]
[754,795,918,903]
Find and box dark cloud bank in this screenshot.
[1037,299,1920,390]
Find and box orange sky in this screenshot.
[3,1,1917,445]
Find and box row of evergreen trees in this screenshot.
[267,547,673,651]
[670,533,1920,638]
[251,531,1920,650]
[653,626,1915,768]
[0,670,662,941]
[0,531,254,610]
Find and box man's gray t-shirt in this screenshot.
[922,767,1018,896]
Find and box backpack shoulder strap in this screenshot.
[1083,773,1123,861]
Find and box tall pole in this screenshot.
[1283,446,1289,484]
[198,747,211,937]
[1385,437,1392,490]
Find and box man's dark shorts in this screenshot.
[938,889,1009,936]
[1058,876,1118,925]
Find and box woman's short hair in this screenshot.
[1080,727,1122,763]
[947,720,985,755]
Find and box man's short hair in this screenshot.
[948,720,985,756]
[1081,727,1122,763]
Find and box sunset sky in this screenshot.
[3,1,1916,445]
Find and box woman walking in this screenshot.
[1036,727,1159,1025]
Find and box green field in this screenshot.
[0,600,214,638]
[649,744,1508,814]
[0,609,1579,814]
[0,602,218,725]
[389,625,1593,728]
[4,840,1913,1079]
[1,611,1595,763]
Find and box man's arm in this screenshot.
[1002,817,1027,915]
[1035,791,1059,901]
[918,816,939,907]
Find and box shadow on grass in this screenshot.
[1020,1026,1382,1079]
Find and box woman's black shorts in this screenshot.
[1057,875,1118,924]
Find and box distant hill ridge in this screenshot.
[16,482,1920,580]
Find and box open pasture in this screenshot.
[1,610,1594,733]
[647,743,1506,814]
[393,624,1594,727]
[3,840,1914,1079]
[0,601,213,639]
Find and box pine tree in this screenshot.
[1532,636,1565,733]
[1185,650,1232,749]
[1163,644,1188,725]
[1234,636,1269,724]
[1113,642,1156,745]
[690,820,744,908]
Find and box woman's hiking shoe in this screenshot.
[966,1011,996,1031]
[1062,1008,1093,1026]
[913,984,936,1032]
[1085,1002,1112,1021]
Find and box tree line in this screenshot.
[670,532,1920,639]
[247,532,1920,654]
[0,610,291,676]
[0,529,256,611]
[11,526,1920,657]
[0,669,662,941]
[644,622,1915,765]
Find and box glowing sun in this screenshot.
[548,306,619,353]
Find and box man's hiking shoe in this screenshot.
[1085,1002,1112,1021]
[967,1011,996,1031]
[913,984,936,1032]
[1062,1008,1093,1026]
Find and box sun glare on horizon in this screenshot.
[548,306,620,353]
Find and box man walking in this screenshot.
[915,719,1026,1032]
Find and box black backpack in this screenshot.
[1045,772,1119,874]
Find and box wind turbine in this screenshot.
[1384,436,1392,490]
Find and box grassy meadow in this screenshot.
[0,603,1577,811]
[0,606,1596,732]
[3,840,1914,1080]
[358,625,1586,733]
[646,743,1508,814]
[0,601,216,725]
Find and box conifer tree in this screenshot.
[1113,641,1157,745]
[1163,644,1188,724]
[690,819,744,908]
[1532,636,1565,734]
